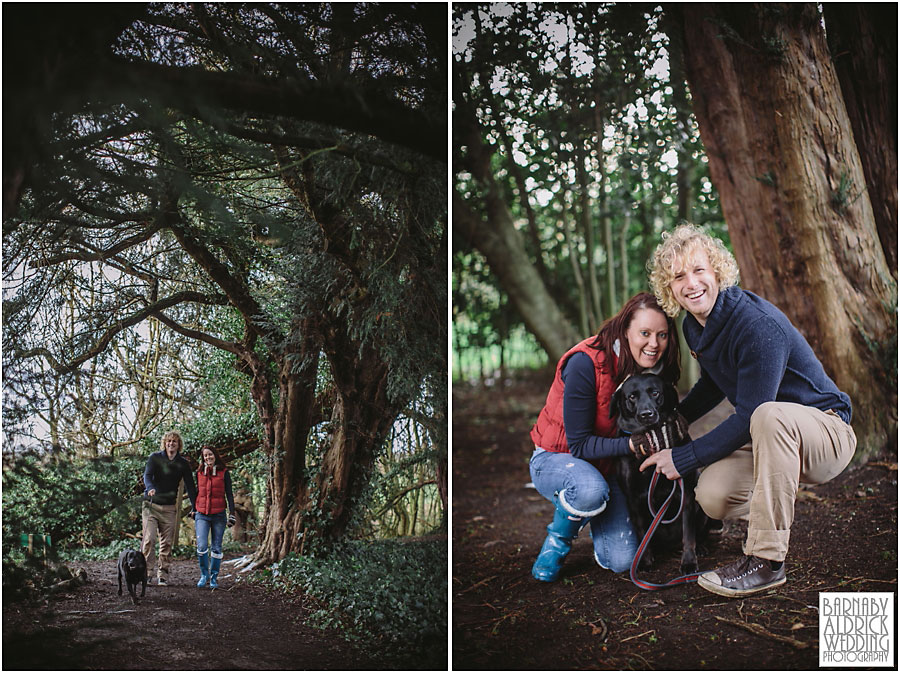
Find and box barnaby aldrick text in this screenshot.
[820,594,894,666]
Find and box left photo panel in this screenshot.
[2,3,449,671]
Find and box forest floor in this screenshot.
[452,369,898,671]
[2,555,428,671]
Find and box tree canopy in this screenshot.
[453,3,726,373]
[3,2,447,559]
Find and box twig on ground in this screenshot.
[620,629,655,643]
[715,616,809,649]
[629,652,654,670]
[819,576,897,592]
[458,575,497,594]
[586,618,608,640]
[65,609,136,614]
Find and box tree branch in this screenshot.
[15,290,229,375]
[152,311,241,355]
[87,58,444,161]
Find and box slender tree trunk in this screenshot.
[664,7,695,225]
[561,185,591,337]
[453,187,578,362]
[674,3,897,455]
[455,71,579,362]
[602,196,616,317]
[577,143,601,327]
[620,213,629,305]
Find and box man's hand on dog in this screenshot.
[640,449,682,480]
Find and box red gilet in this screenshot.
[195,465,228,516]
[529,338,619,475]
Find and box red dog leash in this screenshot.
[629,471,703,590]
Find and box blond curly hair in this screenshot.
[159,430,184,453]
[648,224,740,318]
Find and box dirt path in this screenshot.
[452,371,898,670]
[2,556,391,671]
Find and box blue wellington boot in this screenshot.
[531,495,588,582]
[209,555,221,589]
[196,551,209,588]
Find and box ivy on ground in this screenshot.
[262,538,447,667]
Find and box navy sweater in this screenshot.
[673,286,852,475]
[143,451,198,508]
[561,352,632,461]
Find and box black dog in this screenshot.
[117,549,147,605]
[610,373,711,575]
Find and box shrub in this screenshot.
[263,538,446,667]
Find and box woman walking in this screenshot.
[193,447,236,589]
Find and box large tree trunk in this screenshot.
[309,338,400,544]
[673,3,897,456]
[246,326,320,566]
[823,4,898,278]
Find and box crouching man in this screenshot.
[641,224,856,597]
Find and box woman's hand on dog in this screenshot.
[639,449,682,480]
[629,433,658,458]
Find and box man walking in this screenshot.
[142,431,197,586]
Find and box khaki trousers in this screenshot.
[141,501,178,580]
[695,402,856,562]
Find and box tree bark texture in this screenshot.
[674,3,897,454]
[253,330,320,564]
[823,3,898,277]
[312,336,401,543]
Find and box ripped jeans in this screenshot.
[529,448,637,573]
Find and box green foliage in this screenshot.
[263,539,446,667]
[2,453,145,552]
[61,538,136,562]
[453,4,725,366]
[830,170,864,215]
[60,538,243,563]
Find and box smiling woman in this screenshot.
[527,292,684,581]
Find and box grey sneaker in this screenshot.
[157,577,168,586]
[697,555,785,598]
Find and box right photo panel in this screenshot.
[452,3,897,670]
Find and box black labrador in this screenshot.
[117,549,147,605]
[610,373,711,575]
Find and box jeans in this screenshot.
[530,449,637,573]
[195,511,227,560]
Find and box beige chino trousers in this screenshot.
[695,402,856,562]
[141,500,178,580]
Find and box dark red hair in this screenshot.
[587,291,681,387]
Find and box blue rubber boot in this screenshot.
[531,494,587,582]
[196,551,209,588]
[209,555,221,589]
